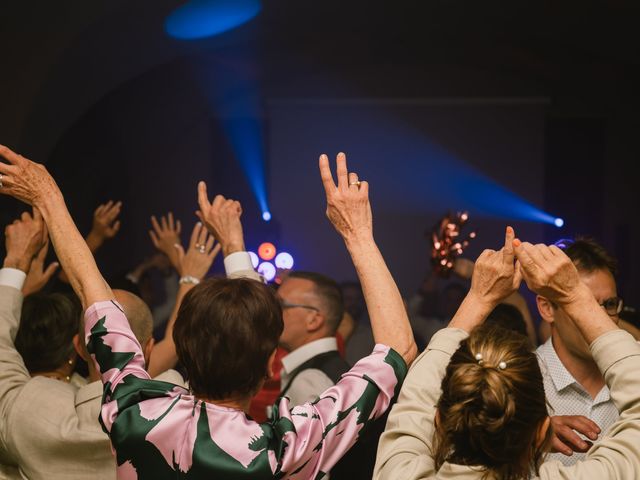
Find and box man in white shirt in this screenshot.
[277,271,348,407]
[536,236,622,465]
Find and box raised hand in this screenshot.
[318,152,372,243]
[196,181,244,257]
[23,239,59,295]
[468,226,522,306]
[513,241,581,305]
[174,222,221,280]
[149,212,182,270]
[3,209,48,273]
[90,201,122,242]
[0,145,61,207]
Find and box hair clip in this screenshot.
[498,361,508,370]
[475,353,484,365]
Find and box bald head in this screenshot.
[79,289,154,353]
[113,289,154,349]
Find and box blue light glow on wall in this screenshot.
[165,0,262,40]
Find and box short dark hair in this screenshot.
[15,292,82,373]
[288,271,344,334]
[555,236,617,275]
[485,303,527,338]
[173,277,283,400]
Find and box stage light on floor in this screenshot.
[257,261,276,281]
[275,252,294,270]
[554,218,564,228]
[262,211,272,222]
[248,251,259,268]
[258,242,276,261]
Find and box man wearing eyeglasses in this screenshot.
[535,236,624,466]
[275,271,348,408]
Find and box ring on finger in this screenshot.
[0,173,3,188]
[198,245,206,253]
[348,180,361,187]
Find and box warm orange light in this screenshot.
[258,242,276,260]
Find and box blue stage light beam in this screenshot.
[165,0,262,40]
[193,52,271,222]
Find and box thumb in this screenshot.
[43,262,60,282]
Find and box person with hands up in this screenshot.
[374,230,640,480]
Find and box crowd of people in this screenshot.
[1,144,639,479]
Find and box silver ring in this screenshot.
[0,173,3,188]
[198,245,206,254]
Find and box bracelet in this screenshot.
[179,275,201,285]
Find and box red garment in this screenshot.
[249,346,288,422]
[336,332,346,358]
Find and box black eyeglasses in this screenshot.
[599,297,623,316]
[279,299,320,312]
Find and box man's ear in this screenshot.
[536,295,556,325]
[306,311,326,334]
[72,333,90,361]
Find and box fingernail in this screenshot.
[506,226,514,235]
[320,154,328,160]
[513,238,521,247]
[338,152,345,158]
[197,222,202,226]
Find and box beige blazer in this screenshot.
[374,327,640,479]
[0,285,185,480]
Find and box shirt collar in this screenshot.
[537,337,579,392]
[281,337,338,374]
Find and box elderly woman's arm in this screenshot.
[319,152,417,366]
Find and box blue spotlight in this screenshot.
[262,211,272,222]
[165,0,262,40]
[554,217,564,228]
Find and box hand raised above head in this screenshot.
[3,209,49,273]
[174,222,221,280]
[468,226,522,307]
[0,145,62,207]
[318,152,372,243]
[91,200,123,241]
[514,240,581,305]
[149,211,182,270]
[196,181,244,256]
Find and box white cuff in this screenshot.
[224,251,255,276]
[0,268,27,291]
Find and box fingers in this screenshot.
[149,230,159,248]
[168,212,175,230]
[0,144,26,166]
[204,235,214,252]
[197,181,211,212]
[160,214,168,230]
[42,262,60,282]
[336,152,348,189]
[197,222,208,246]
[550,416,599,455]
[503,226,515,265]
[176,219,182,235]
[209,243,222,260]
[174,243,185,265]
[104,202,122,224]
[318,154,337,194]
[36,239,49,261]
[111,220,121,234]
[189,222,203,248]
[150,215,162,234]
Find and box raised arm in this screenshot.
[196,181,262,282]
[0,145,112,309]
[0,211,48,425]
[147,222,220,377]
[514,241,617,342]
[319,152,416,365]
[374,226,520,479]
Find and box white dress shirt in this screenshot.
[536,338,619,466]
